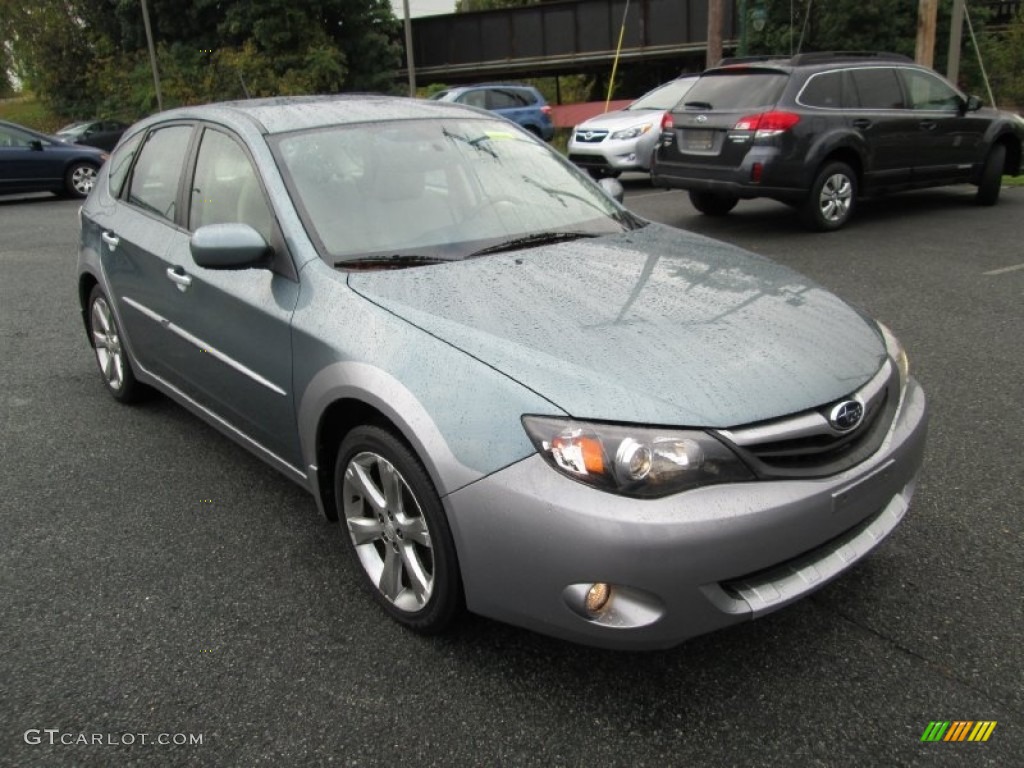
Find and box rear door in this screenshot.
[100,123,196,381]
[486,88,535,129]
[846,67,918,188]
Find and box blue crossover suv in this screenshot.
[430,84,555,140]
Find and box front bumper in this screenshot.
[445,379,927,650]
[568,133,658,174]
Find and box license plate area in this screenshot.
[681,129,715,152]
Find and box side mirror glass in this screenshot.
[598,176,625,204]
[29,139,44,151]
[965,95,983,112]
[190,223,269,269]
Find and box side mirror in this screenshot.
[29,139,44,151]
[598,177,625,204]
[190,223,269,269]
[965,95,983,112]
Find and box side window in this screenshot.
[488,90,526,109]
[127,125,192,221]
[799,72,844,108]
[849,68,905,110]
[108,132,143,198]
[189,128,275,244]
[0,126,37,147]
[902,69,960,111]
[458,90,487,109]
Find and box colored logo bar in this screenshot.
[920,721,997,742]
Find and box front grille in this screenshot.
[715,361,900,479]
[573,130,608,143]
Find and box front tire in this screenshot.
[335,425,462,634]
[87,285,144,402]
[801,161,857,231]
[688,190,738,216]
[976,143,1006,206]
[65,162,98,198]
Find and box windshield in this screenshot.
[273,117,633,265]
[628,78,697,111]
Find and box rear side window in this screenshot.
[799,71,845,109]
[487,90,529,109]
[679,71,788,111]
[849,69,905,110]
[127,125,192,221]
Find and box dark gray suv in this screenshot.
[652,52,1024,230]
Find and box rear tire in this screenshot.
[87,285,144,403]
[800,161,857,231]
[688,190,738,216]
[976,143,1006,206]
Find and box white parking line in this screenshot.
[982,263,1024,276]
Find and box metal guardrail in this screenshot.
[405,0,736,82]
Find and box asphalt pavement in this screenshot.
[1,184,1021,767]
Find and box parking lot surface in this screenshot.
[2,184,1021,766]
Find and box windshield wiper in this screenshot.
[336,254,447,270]
[441,127,498,159]
[683,100,713,110]
[467,232,599,258]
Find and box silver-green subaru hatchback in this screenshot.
[77,96,927,650]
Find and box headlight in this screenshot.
[610,124,653,140]
[876,322,909,390]
[522,416,754,498]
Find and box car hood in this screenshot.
[575,109,659,132]
[348,224,886,427]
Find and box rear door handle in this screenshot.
[919,120,937,131]
[852,119,872,130]
[166,267,193,292]
[101,231,119,251]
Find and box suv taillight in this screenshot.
[661,112,674,131]
[734,111,800,137]
[541,105,552,115]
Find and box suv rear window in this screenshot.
[680,70,788,111]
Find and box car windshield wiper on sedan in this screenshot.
[467,231,599,258]
[441,127,498,159]
[336,254,448,270]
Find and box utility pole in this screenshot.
[707,0,723,69]
[403,0,416,96]
[946,0,965,84]
[915,0,938,68]
[140,0,163,111]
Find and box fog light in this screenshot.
[585,583,612,614]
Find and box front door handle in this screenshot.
[166,267,193,292]
[852,118,872,130]
[919,120,937,131]
[101,231,119,252]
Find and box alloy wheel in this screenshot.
[818,173,852,223]
[91,296,124,391]
[342,451,435,613]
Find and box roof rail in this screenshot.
[716,55,791,67]
[788,51,912,65]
